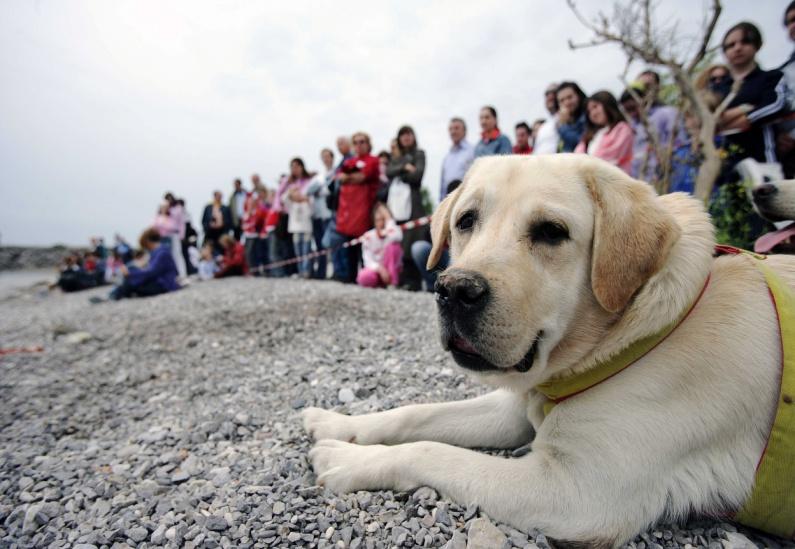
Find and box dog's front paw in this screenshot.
[302,407,363,443]
[309,439,401,493]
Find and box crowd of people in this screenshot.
[57,9,795,301]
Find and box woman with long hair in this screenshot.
[385,125,426,291]
[575,90,634,173]
[556,82,588,152]
[280,157,314,277]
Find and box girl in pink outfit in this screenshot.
[575,90,634,174]
[357,203,403,288]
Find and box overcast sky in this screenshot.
[0,0,789,246]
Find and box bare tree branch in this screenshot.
[687,0,722,74]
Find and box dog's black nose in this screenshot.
[435,269,490,312]
[753,183,778,200]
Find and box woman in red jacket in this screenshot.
[335,131,380,282]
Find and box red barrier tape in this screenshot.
[260,215,432,271]
[0,346,44,356]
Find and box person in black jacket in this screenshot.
[201,190,232,254]
[718,22,787,169]
[386,125,426,291]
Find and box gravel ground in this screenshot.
[0,277,792,549]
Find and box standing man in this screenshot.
[228,178,248,241]
[532,83,560,155]
[513,122,533,155]
[440,117,474,199]
[202,190,232,254]
[324,136,354,282]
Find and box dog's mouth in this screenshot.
[446,332,542,374]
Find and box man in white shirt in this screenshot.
[532,83,560,155]
[440,118,475,199]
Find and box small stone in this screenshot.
[721,532,757,549]
[290,398,307,409]
[65,331,93,344]
[234,413,250,425]
[338,388,355,404]
[127,526,148,542]
[205,516,228,531]
[22,504,49,534]
[288,532,302,542]
[171,471,190,484]
[151,524,167,544]
[272,501,285,515]
[443,531,467,549]
[466,517,507,549]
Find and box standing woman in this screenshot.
[556,81,588,152]
[718,22,787,168]
[386,125,426,291]
[473,106,512,158]
[575,91,634,173]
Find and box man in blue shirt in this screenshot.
[440,117,474,199]
[109,228,180,300]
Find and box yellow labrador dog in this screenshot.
[303,155,795,546]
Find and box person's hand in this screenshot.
[777,133,795,154]
[377,265,391,285]
[404,163,416,174]
[557,107,571,125]
[120,264,129,277]
[338,173,349,183]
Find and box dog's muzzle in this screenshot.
[435,269,541,374]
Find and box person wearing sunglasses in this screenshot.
[334,132,380,283]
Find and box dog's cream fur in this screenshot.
[303,155,795,546]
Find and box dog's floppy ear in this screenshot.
[585,160,681,313]
[427,185,463,270]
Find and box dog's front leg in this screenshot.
[309,439,628,546]
[303,389,533,448]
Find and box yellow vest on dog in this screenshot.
[537,251,795,539]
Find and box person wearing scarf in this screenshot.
[474,106,512,158]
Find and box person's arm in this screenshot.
[497,137,512,155]
[574,140,587,154]
[127,249,167,286]
[745,72,788,127]
[558,118,584,152]
[385,156,405,179]
[597,122,634,167]
[402,150,426,187]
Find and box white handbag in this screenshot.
[387,178,413,221]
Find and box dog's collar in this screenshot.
[536,273,712,417]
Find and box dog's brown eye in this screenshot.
[531,221,569,245]
[456,211,477,232]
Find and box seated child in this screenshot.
[214,234,248,278]
[357,202,403,289]
[197,243,218,280]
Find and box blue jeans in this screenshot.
[411,240,449,292]
[293,233,313,276]
[312,217,330,279]
[323,219,350,281]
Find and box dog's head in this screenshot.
[428,154,681,387]
[751,179,795,223]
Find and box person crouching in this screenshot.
[109,228,180,300]
[356,203,403,289]
[214,234,249,278]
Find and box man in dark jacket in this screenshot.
[109,229,180,300]
[202,190,232,253]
